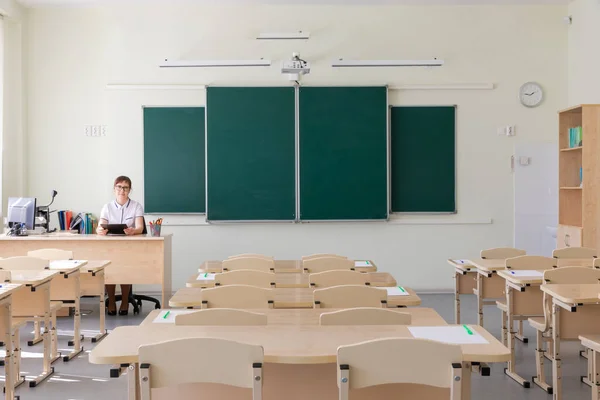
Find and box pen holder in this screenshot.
[150,224,161,237]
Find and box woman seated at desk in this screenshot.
[96,175,144,316]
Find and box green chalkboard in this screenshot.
[391,106,456,213]
[143,107,205,213]
[206,87,296,221]
[299,86,388,220]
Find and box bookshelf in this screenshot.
[557,104,600,249]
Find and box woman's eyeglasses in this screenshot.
[115,185,131,192]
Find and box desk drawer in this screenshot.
[557,225,582,248]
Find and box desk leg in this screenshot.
[504,285,529,387]
[28,320,43,346]
[3,302,13,400]
[476,273,484,327]
[551,301,561,400]
[12,328,24,390]
[30,287,54,387]
[64,276,83,361]
[584,349,594,387]
[454,271,461,324]
[91,273,108,343]
[592,350,600,400]
[127,363,140,400]
[461,361,472,400]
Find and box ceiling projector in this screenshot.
[282,53,310,81]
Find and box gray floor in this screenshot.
[11,294,590,399]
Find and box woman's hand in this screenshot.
[96,226,107,235]
[124,227,136,235]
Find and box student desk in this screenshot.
[141,307,447,326]
[0,233,173,305]
[199,259,377,274]
[469,259,506,327]
[170,287,421,309]
[496,270,546,387]
[189,271,397,288]
[541,284,600,400]
[579,334,600,400]
[89,324,509,400]
[0,283,22,400]
[447,259,477,324]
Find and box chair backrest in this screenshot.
[337,338,462,400]
[552,247,597,259]
[302,257,355,273]
[0,256,48,270]
[302,254,347,261]
[228,254,274,260]
[505,255,556,270]
[309,270,368,288]
[222,257,275,273]
[215,270,275,288]
[201,285,274,309]
[480,247,526,259]
[27,248,73,261]
[313,285,387,308]
[175,309,268,326]
[320,308,411,326]
[543,266,600,284]
[139,337,263,399]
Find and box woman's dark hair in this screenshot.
[114,175,132,188]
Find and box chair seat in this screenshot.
[528,317,545,331]
[496,300,507,311]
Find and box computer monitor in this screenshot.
[7,197,36,230]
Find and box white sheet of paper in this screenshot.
[355,261,371,267]
[452,259,473,266]
[197,273,216,281]
[384,287,410,296]
[408,326,489,345]
[153,310,196,324]
[506,270,544,277]
[49,260,86,269]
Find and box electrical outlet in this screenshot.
[506,125,516,136]
[85,124,107,137]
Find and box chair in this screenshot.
[228,254,273,260]
[480,247,526,259]
[302,254,347,261]
[215,270,275,288]
[302,257,355,273]
[320,307,411,325]
[222,257,275,273]
[529,266,600,393]
[337,338,463,400]
[27,248,73,260]
[309,270,368,288]
[552,247,597,267]
[496,256,556,345]
[139,337,264,400]
[313,285,387,308]
[175,309,268,326]
[200,285,274,309]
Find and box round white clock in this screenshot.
[519,82,544,108]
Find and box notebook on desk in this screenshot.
[101,224,127,235]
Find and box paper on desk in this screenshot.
[384,287,410,296]
[408,326,488,345]
[0,284,21,291]
[507,270,543,277]
[197,273,216,281]
[153,310,197,324]
[452,259,473,266]
[355,261,371,267]
[49,260,86,269]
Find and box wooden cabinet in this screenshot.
[558,105,600,249]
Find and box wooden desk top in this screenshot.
[141,307,447,327]
[497,270,545,285]
[580,334,600,352]
[200,259,378,274]
[48,259,87,275]
[0,283,23,300]
[79,260,111,274]
[0,233,170,242]
[470,259,506,273]
[447,259,477,273]
[89,324,509,365]
[170,287,421,308]
[8,270,60,286]
[541,284,600,305]
[189,272,397,289]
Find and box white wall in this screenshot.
[568,0,600,105]
[24,3,567,291]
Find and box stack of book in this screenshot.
[569,126,582,148]
[61,211,97,234]
[57,210,73,231]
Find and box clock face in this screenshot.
[519,82,543,108]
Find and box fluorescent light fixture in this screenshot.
[257,31,310,40]
[332,59,444,67]
[160,59,271,68]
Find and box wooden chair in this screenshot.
[302,254,347,261]
[215,270,275,288]
[309,270,368,288]
[139,338,264,400]
[320,307,411,325]
[200,285,274,309]
[480,247,526,259]
[228,253,273,260]
[222,257,275,273]
[175,309,268,326]
[529,266,600,393]
[27,248,73,261]
[303,257,354,273]
[552,247,597,267]
[337,338,463,400]
[313,285,387,309]
[497,256,556,345]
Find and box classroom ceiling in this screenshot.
[15,0,569,7]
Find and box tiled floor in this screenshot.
[12,294,591,399]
